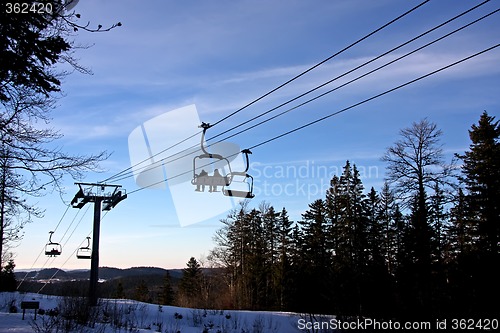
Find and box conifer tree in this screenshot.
[456,111,500,255]
[378,182,399,275]
[160,271,175,305]
[365,187,384,267]
[0,259,16,291]
[325,175,341,259]
[260,203,279,308]
[134,280,150,303]
[335,161,368,270]
[447,189,476,257]
[179,257,203,307]
[296,198,331,312]
[428,181,448,264]
[276,208,293,310]
[455,111,500,316]
[114,280,124,299]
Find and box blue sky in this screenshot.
[15,0,500,271]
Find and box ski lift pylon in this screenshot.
[45,231,62,257]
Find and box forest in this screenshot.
[4,112,499,321]
[196,112,499,320]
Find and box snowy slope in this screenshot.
[0,292,318,333]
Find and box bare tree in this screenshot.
[382,118,455,315]
[382,118,455,205]
[0,87,108,265]
[0,0,120,264]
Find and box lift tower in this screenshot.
[71,182,127,306]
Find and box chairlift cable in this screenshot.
[209,0,431,127]
[37,246,79,294]
[112,4,497,185]
[55,204,85,245]
[211,7,500,148]
[41,207,89,268]
[100,130,202,183]
[126,44,499,195]
[101,0,430,184]
[62,204,91,248]
[247,44,500,150]
[24,207,90,293]
[105,0,489,184]
[52,204,71,234]
[206,0,493,143]
[37,212,108,294]
[16,204,71,291]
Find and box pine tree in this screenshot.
[296,199,331,312]
[455,111,500,316]
[246,208,266,309]
[114,280,124,299]
[261,203,280,309]
[210,203,252,309]
[335,161,368,271]
[456,111,500,255]
[447,189,476,257]
[445,188,477,316]
[179,257,203,307]
[325,175,341,260]
[428,181,448,265]
[365,187,384,267]
[338,162,369,315]
[134,280,150,303]
[0,259,16,291]
[299,199,329,266]
[378,182,399,276]
[276,208,293,310]
[160,271,175,305]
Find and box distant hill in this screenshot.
[15,266,222,304]
[15,266,184,282]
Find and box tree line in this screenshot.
[205,112,499,319]
[6,113,498,321]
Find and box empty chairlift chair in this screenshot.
[76,237,92,259]
[45,231,62,257]
[223,149,255,199]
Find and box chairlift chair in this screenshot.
[76,237,91,259]
[223,149,255,199]
[191,123,232,191]
[45,231,62,257]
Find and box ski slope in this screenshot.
[0,292,324,333]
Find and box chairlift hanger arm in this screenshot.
[199,123,211,155]
[48,231,55,244]
[241,149,252,173]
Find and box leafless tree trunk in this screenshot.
[0,89,108,266]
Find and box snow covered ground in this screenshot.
[0,292,325,333]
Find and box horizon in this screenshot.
[14,265,187,272]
